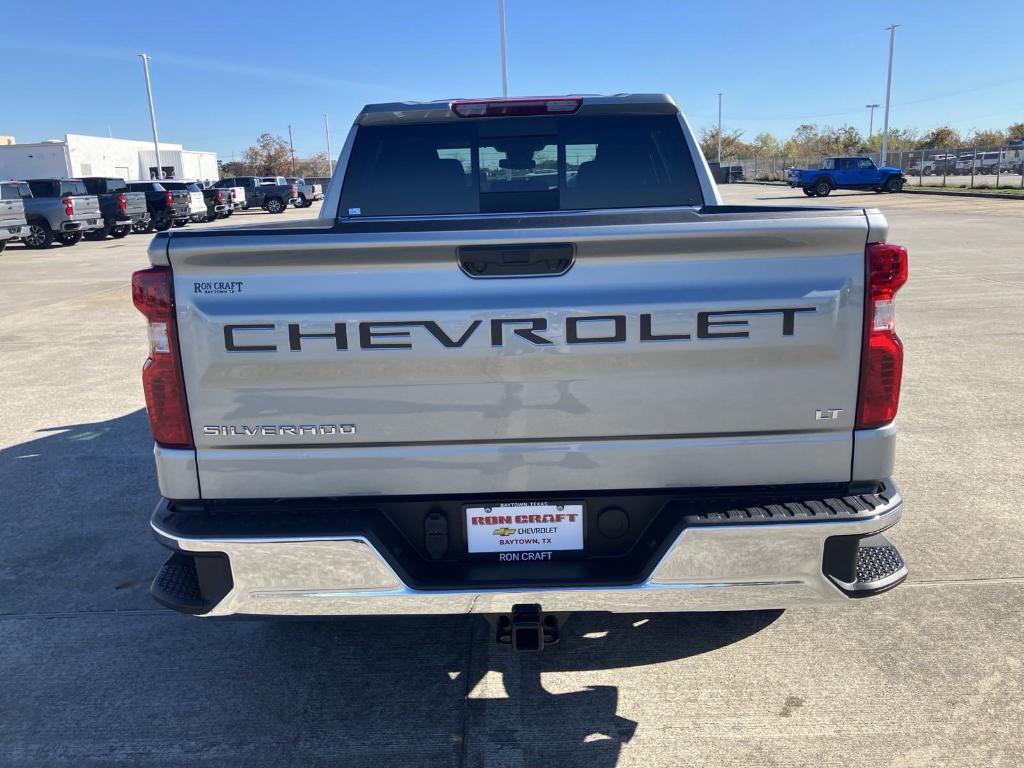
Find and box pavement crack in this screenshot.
[905,576,1024,587]
[0,608,173,621]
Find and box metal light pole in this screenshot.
[880,25,899,163]
[498,0,508,96]
[287,124,296,176]
[866,103,879,141]
[717,93,723,163]
[324,114,333,176]
[137,54,162,179]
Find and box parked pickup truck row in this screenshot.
[0,172,317,250]
[212,176,300,213]
[136,93,910,652]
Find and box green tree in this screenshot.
[1008,122,1024,141]
[752,132,781,156]
[883,128,920,153]
[916,126,962,149]
[968,128,1007,148]
[698,127,750,161]
[218,160,248,178]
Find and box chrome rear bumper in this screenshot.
[151,482,904,617]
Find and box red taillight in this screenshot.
[857,243,909,428]
[289,184,297,197]
[230,188,236,200]
[165,191,174,207]
[451,96,582,118]
[117,192,127,213]
[214,189,223,203]
[63,197,74,216]
[131,267,193,448]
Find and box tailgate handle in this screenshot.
[458,243,574,278]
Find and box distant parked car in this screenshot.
[126,181,192,232]
[908,153,957,176]
[213,176,298,213]
[21,179,104,248]
[0,181,32,253]
[79,177,150,239]
[954,152,1006,175]
[786,156,905,196]
[286,177,324,207]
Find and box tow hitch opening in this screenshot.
[495,604,561,651]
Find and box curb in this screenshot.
[732,181,1024,201]
[900,187,1024,201]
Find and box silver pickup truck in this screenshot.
[22,179,104,248]
[0,181,32,253]
[286,176,324,208]
[135,94,909,649]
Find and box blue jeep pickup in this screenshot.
[786,156,905,196]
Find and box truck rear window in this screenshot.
[339,115,703,217]
[2,182,31,199]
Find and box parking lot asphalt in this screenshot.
[1,191,1022,767]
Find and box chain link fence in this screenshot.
[724,144,1024,189]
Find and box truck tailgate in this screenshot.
[165,209,871,498]
[0,198,26,229]
[70,195,100,219]
[125,192,148,217]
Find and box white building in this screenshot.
[0,134,219,182]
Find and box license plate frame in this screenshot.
[463,501,585,558]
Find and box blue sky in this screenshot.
[3,0,1022,158]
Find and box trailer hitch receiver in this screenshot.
[496,604,560,651]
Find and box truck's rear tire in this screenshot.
[133,219,154,234]
[264,198,285,214]
[886,177,903,193]
[24,221,54,249]
[173,219,189,228]
[153,216,173,232]
[111,226,130,238]
[814,180,832,197]
[58,232,83,246]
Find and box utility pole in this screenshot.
[137,54,162,179]
[866,103,879,141]
[324,113,333,176]
[717,93,723,163]
[498,0,509,96]
[287,125,296,176]
[881,25,899,163]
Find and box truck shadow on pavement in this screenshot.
[0,410,781,768]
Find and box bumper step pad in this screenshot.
[151,550,233,615]
[824,533,908,597]
[856,542,905,586]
